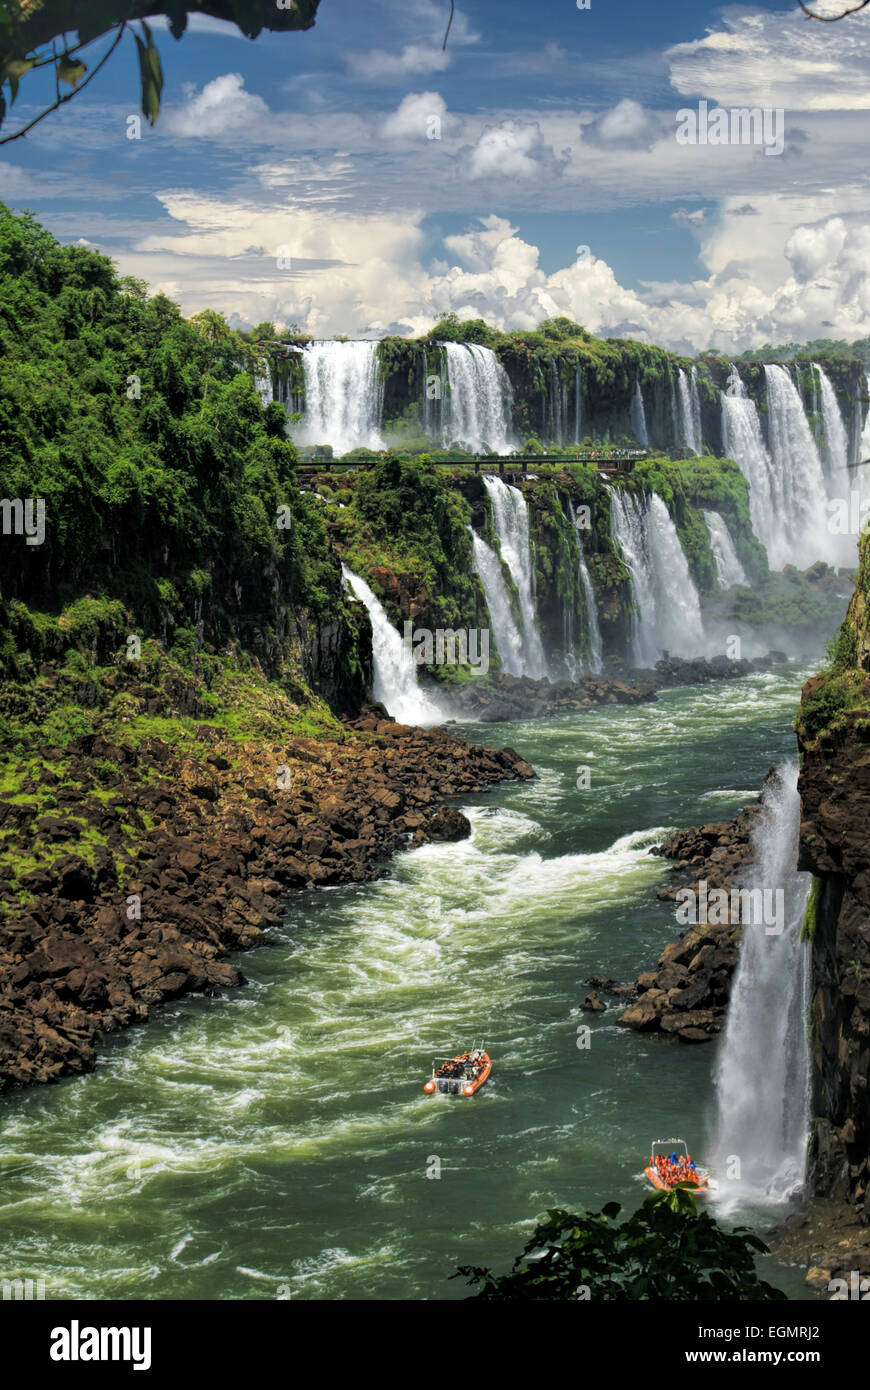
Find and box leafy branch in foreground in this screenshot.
[454,1188,787,1300]
[0,1,321,145]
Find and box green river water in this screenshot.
[0,667,816,1300]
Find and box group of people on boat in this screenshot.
[651,1150,702,1187]
[436,1050,482,1080]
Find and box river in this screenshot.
[0,666,814,1300]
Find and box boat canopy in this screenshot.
[649,1139,690,1159]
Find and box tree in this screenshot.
[453,1188,787,1301]
[0,1,321,145]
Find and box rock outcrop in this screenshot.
[607,782,773,1041]
[0,717,533,1092]
[794,529,870,1220]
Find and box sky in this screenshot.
[2,0,870,352]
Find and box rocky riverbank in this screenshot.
[765,1199,870,1296]
[586,777,775,1041]
[441,653,793,725]
[447,671,656,722]
[0,714,533,1092]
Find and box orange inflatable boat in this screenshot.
[423,1046,491,1097]
[643,1139,714,1196]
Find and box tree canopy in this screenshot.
[454,1188,787,1301]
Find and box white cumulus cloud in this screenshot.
[163,73,271,139]
[380,92,455,141]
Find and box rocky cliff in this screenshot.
[796,531,870,1220]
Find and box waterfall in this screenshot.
[546,358,566,445]
[764,363,838,568]
[861,375,870,457]
[481,476,548,678]
[296,341,385,456]
[574,367,582,445]
[712,764,812,1209]
[609,490,705,666]
[441,343,514,454]
[691,367,703,453]
[341,566,443,726]
[814,363,850,483]
[630,380,649,448]
[470,530,525,677]
[677,369,701,455]
[254,370,273,407]
[720,366,778,563]
[568,500,604,673]
[703,510,747,589]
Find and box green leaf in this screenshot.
[56,55,88,89]
[134,28,163,127]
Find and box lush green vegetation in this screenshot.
[0,202,358,691]
[795,534,870,745]
[454,1187,786,1301]
[734,337,870,370]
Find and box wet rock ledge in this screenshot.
[587,772,778,1042]
[0,715,533,1092]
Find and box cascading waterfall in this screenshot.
[341,566,443,726]
[703,510,747,589]
[720,366,778,563]
[630,380,649,448]
[296,341,385,456]
[568,500,604,673]
[712,763,812,1209]
[858,375,870,475]
[546,358,567,446]
[670,379,680,449]
[814,363,858,568]
[814,363,850,485]
[470,530,526,677]
[441,343,515,454]
[482,475,548,678]
[254,371,273,407]
[764,364,838,568]
[677,369,701,455]
[691,366,703,453]
[574,367,582,445]
[609,489,705,667]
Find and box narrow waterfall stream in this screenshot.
[676,369,701,455]
[470,529,526,676]
[609,490,705,665]
[712,764,812,1211]
[481,476,549,679]
[341,567,442,725]
[720,366,778,564]
[568,499,604,672]
[703,510,747,589]
[630,380,649,447]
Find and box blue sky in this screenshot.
[2,0,870,351]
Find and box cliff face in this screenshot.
[796,533,870,1219]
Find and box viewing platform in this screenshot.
[296,448,649,483]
